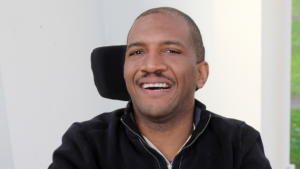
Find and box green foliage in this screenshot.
[291,108,300,167]
[291,1,300,168]
[293,0,300,16]
[291,2,300,167]
[292,20,300,96]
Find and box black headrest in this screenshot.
[91,45,131,101]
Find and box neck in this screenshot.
[133,103,194,161]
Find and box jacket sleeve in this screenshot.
[48,123,98,169]
[240,124,272,169]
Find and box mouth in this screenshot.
[140,83,172,94]
[142,83,171,91]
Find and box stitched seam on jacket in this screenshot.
[179,153,184,169]
[139,139,161,169]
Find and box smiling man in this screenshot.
[49,7,271,169]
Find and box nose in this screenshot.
[140,49,168,73]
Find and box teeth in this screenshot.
[153,89,168,91]
[142,83,170,89]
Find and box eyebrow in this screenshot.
[127,42,144,49]
[162,41,184,48]
[127,40,185,49]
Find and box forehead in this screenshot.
[128,13,191,45]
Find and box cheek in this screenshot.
[124,60,141,93]
[175,62,198,89]
[124,62,134,90]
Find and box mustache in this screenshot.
[135,72,176,85]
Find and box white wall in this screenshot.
[261,0,292,168]
[197,0,263,131]
[0,0,111,169]
[0,68,14,169]
[0,0,292,168]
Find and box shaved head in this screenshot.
[131,7,205,63]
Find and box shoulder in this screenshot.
[209,111,259,137]
[67,108,125,134]
[49,109,126,169]
[208,111,260,150]
[207,111,271,167]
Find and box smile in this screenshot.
[142,83,171,91]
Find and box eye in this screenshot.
[129,50,143,56]
[166,49,181,54]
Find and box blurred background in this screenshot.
[0,0,296,168]
[291,0,300,167]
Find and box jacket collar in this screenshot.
[121,99,211,142]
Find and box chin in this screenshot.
[133,100,176,121]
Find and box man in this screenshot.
[49,7,271,169]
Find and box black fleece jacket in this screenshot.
[49,100,271,169]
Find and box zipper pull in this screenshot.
[168,163,172,169]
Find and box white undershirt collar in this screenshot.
[142,124,195,166]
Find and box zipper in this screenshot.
[121,118,154,149]
[121,118,171,167]
[168,162,172,169]
[170,114,211,168]
[121,114,211,169]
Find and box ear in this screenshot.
[196,61,209,89]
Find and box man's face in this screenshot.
[124,13,201,120]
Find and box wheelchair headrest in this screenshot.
[91,45,131,101]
